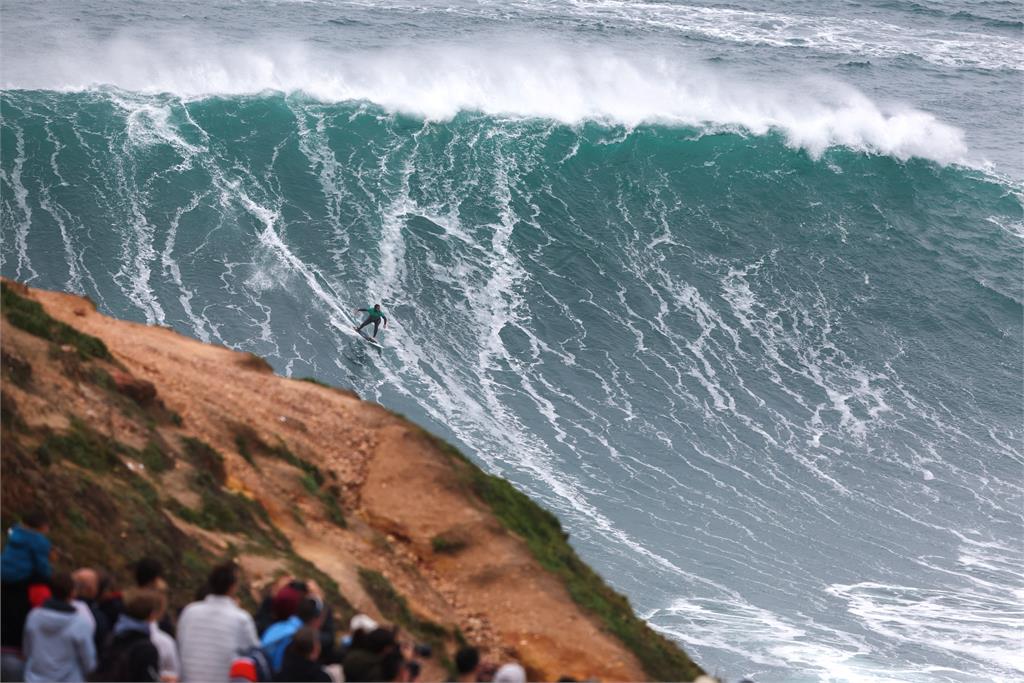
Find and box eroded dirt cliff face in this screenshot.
[0,279,703,682]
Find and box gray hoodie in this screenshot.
[23,599,96,682]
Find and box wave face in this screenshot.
[2,89,1021,681]
[2,1,1023,681]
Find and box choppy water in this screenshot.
[2,2,1022,681]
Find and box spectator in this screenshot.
[96,571,124,634]
[455,646,481,683]
[177,562,258,683]
[134,558,176,637]
[22,571,96,682]
[0,511,52,584]
[148,587,180,682]
[1,510,53,681]
[274,627,331,682]
[343,627,403,683]
[254,580,307,636]
[493,663,526,683]
[93,589,161,682]
[262,597,324,672]
[72,568,110,651]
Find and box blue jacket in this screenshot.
[23,599,96,682]
[0,525,51,583]
[260,616,302,671]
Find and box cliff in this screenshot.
[0,279,703,681]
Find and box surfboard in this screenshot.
[356,329,382,347]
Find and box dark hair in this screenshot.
[207,561,239,595]
[22,509,49,530]
[297,597,323,624]
[134,557,164,587]
[351,627,397,654]
[455,646,480,674]
[50,571,74,602]
[289,627,319,660]
[97,570,113,598]
[378,649,405,683]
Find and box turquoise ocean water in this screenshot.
[2,1,1022,680]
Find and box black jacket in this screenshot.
[275,654,332,682]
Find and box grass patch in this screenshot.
[358,568,448,642]
[181,436,227,483]
[270,443,324,486]
[86,366,116,391]
[319,484,346,528]
[235,434,256,465]
[37,418,125,471]
[1,282,112,361]
[1,350,32,387]
[431,533,468,555]
[137,442,173,473]
[426,433,704,681]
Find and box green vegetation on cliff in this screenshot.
[1,282,111,361]
[425,432,705,681]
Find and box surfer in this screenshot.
[355,304,388,339]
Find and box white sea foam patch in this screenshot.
[2,36,968,164]
[827,581,1024,677]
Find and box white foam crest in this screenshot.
[648,596,880,678]
[4,36,970,164]
[827,581,1024,677]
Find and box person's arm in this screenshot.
[355,308,368,314]
[240,612,260,651]
[22,618,33,661]
[381,315,388,328]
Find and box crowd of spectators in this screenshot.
[0,512,532,683]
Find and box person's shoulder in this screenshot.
[232,603,257,623]
[177,599,206,620]
[150,626,174,646]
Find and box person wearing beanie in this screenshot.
[261,597,324,672]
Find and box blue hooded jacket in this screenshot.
[23,599,96,682]
[0,525,52,583]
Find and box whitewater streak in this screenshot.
[2,37,969,165]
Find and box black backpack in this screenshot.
[90,629,159,682]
